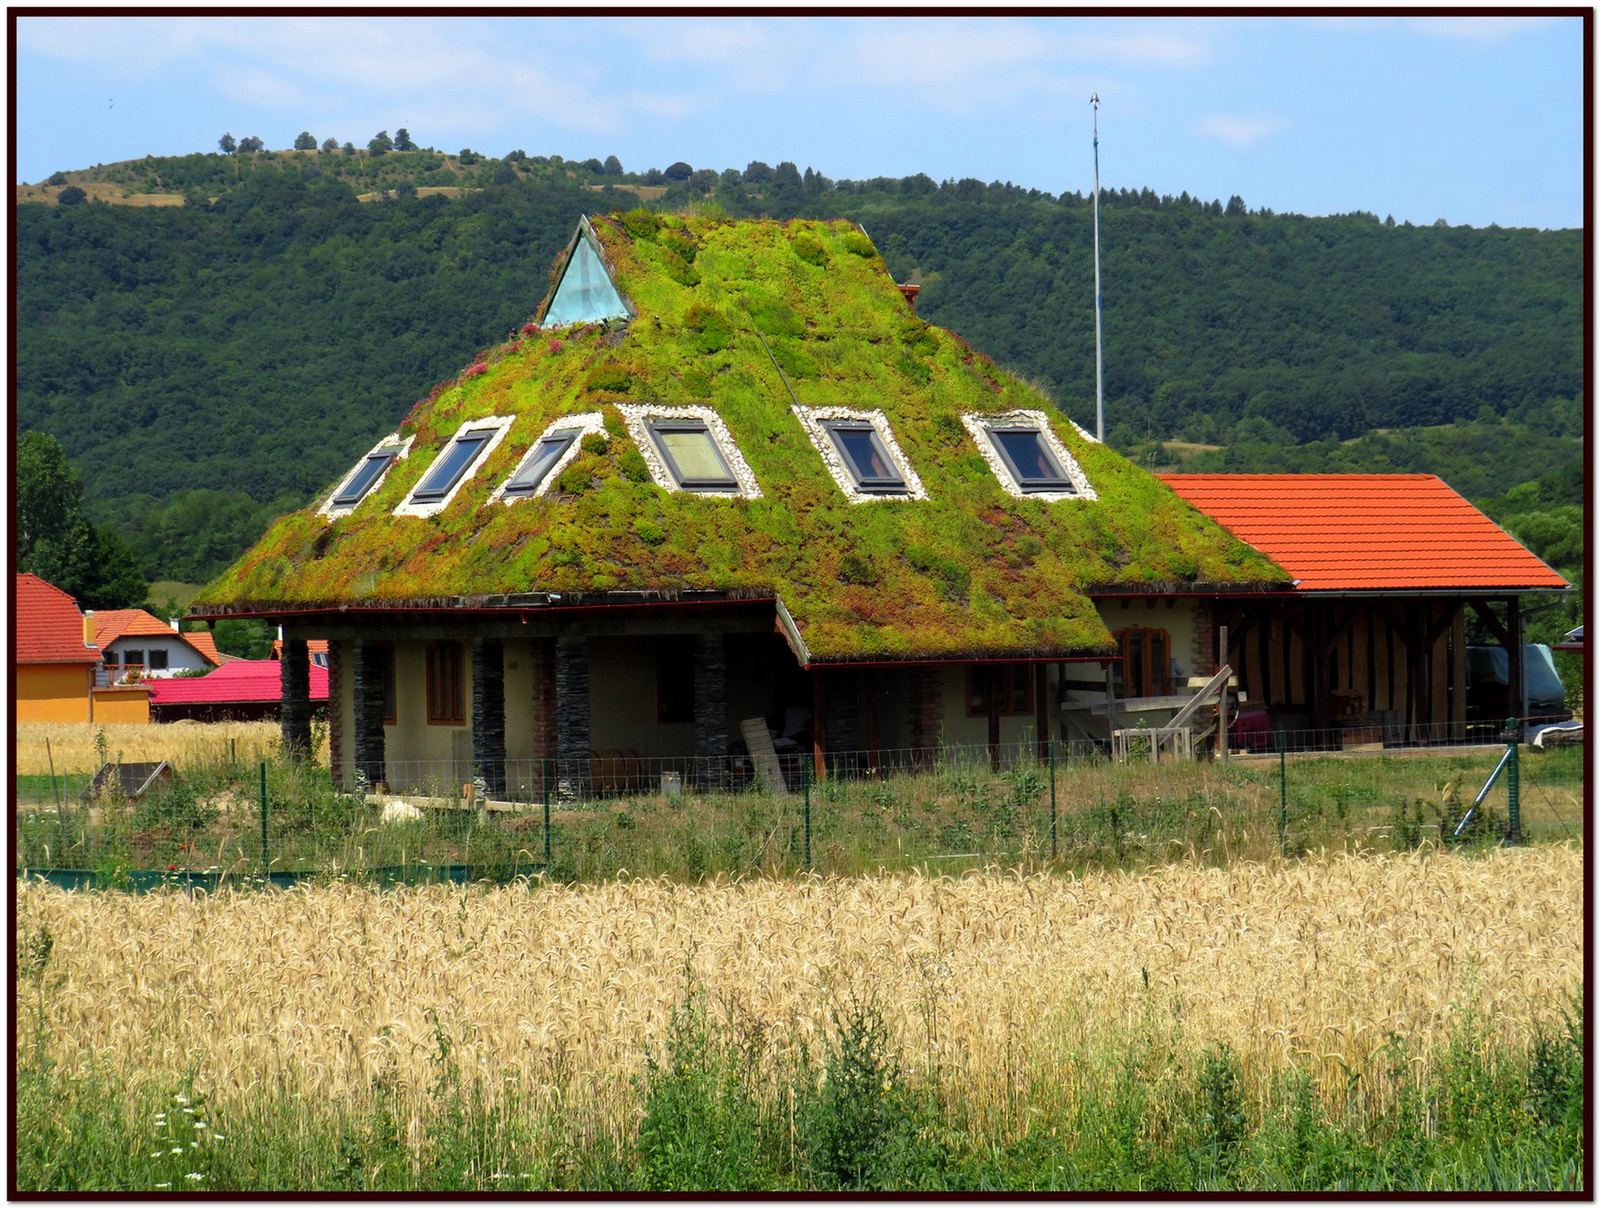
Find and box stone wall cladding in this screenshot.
[910,665,943,757]
[327,639,345,788]
[617,403,762,499]
[791,405,928,503]
[693,632,729,786]
[353,643,388,789]
[1193,601,1218,674]
[555,636,591,795]
[280,637,312,757]
[960,410,1098,502]
[472,639,507,796]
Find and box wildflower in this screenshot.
[168,864,177,872]
[548,339,563,354]
[186,1172,204,1182]
[155,1183,171,1189]
[194,1121,207,1130]
[520,322,540,336]
[174,1095,189,1104]
[169,1147,184,1155]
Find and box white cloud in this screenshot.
[1193,113,1288,149]
[1406,16,1558,43]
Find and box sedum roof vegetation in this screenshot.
[194,213,1288,663]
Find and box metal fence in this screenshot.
[14,723,1583,891]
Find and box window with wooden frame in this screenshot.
[379,642,397,725]
[966,665,1035,717]
[425,640,465,725]
[1116,627,1172,697]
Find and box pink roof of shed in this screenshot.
[15,574,99,665]
[145,659,329,706]
[1160,474,1568,592]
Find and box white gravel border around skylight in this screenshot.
[491,412,607,505]
[792,405,928,503]
[617,403,762,500]
[320,433,414,520]
[393,414,516,519]
[962,410,1098,502]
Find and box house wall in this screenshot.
[16,664,94,723]
[384,641,473,790]
[91,685,151,724]
[1094,598,1205,679]
[104,635,213,677]
[589,636,695,759]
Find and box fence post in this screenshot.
[1504,719,1521,845]
[542,757,553,869]
[1048,739,1058,860]
[1277,730,1289,856]
[259,761,269,878]
[803,761,812,870]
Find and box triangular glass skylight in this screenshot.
[542,231,629,327]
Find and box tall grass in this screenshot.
[15,846,1581,1187]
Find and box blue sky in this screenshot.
[14,13,1585,229]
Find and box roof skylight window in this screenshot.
[541,221,631,328]
[617,404,762,499]
[321,434,412,518]
[395,415,515,518]
[647,419,738,492]
[495,412,606,504]
[962,411,1097,502]
[505,430,581,496]
[792,406,928,503]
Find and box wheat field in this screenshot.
[16,844,1581,1138]
[16,722,314,775]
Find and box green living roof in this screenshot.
[194,212,1288,663]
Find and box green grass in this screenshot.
[13,744,1583,884]
[15,980,1584,1192]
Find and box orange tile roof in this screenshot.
[181,630,233,666]
[271,638,329,659]
[92,608,183,647]
[1160,474,1568,592]
[15,574,99,664]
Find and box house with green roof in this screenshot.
[192,212,1308,794]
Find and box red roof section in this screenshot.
[1160,474,1568,592]
[15,574,99,665]
[145,660,330,706]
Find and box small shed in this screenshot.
[82,760,177,803]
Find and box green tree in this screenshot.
[16,432,147,609]
[368,130,393,155]
[321,136,339,152]
[238,135,264,153]
[603,154,623,176]
[54,185,86,206]
[394,128,416,152]
[218,132,237,154]
[294,131,317,151]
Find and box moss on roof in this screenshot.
[195,213,1288,662]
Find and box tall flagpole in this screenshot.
[1092,93,1104,442]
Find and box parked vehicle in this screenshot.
[1465,643,1570,725]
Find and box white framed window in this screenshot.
[394,415,515,518]
[493,412,606,504]
[617,404,761,499]
[962,411,1097,502]
[321,434,413,519]
[792,406,927,502]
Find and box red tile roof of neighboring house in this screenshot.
[144,660,330,706]
[181,630,233,667]
[15,574,99,665]
[1160,474,1569,592]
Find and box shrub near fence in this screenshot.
[13,726,1584,888]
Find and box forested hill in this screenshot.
[17,150,1584,588]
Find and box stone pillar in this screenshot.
[353,642,388,790]
[280,637,312,759]
[555,635,590,797]
[327,640,345,787]
[909,666,942,765]
[530,638,558,800]
[472,639,506,798]
[693,632,729,788]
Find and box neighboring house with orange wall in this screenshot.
[15,574,151,723]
